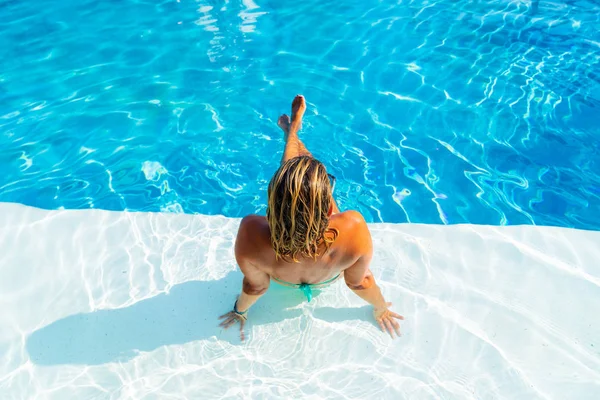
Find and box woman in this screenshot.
[219,95,403,341]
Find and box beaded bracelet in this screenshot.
[233,300,248,316]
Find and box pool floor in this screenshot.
[1,204,599,399]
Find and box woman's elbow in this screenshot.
[345,273,374,291]
[242,279,269,295]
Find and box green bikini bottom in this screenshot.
[271,274,342,302]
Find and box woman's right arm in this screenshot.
[343,213,403,338]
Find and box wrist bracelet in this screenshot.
[233,300,248,315]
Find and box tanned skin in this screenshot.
[219,95,403,341]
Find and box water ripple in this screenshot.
[0,0,599,229]
[5,205,600,398]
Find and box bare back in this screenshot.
[236,210,372,287]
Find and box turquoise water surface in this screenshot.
[1,0,599,228]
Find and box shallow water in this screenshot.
[1,204,600,399]
[1,0,599,228]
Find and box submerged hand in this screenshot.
[374,302,404,338]
[219,311,247,341]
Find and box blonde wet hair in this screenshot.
[267,156,338,262]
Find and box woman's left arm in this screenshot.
[218,216,271,341]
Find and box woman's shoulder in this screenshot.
[239,214,273,244]
[238,215,269,239]
[239,214,267,226]
[334,210,368,227]
[331,210,371,254]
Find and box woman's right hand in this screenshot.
[374,302,404,338]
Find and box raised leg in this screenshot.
[277,95,340,214]
[279,95,312,164]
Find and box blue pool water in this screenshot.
[1,0,599,228]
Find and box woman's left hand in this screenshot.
[219,311,247,341]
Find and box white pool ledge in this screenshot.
[1,203,599,398]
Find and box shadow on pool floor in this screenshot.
[26,271,373,366]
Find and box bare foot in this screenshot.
[291,95,306,123]
[278,114,291,133]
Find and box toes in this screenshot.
[278,114,291,130]
[293,95,305,105]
